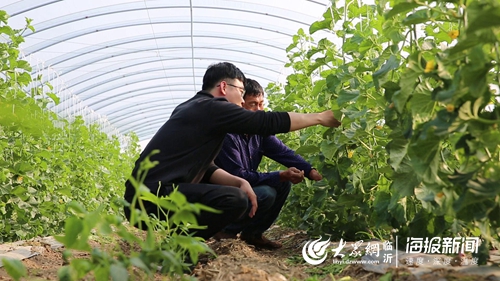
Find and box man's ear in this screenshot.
[219,80,227,96]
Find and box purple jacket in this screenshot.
[214,133,313,187]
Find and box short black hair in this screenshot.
[202,62,246,91]
[243,78,264,99]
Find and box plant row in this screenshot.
[271,0,500,264]
[0,10,140,242]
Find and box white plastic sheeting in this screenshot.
[1,0,330,142]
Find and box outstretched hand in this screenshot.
[308,169,323,181]
[280,167,305,184]
[319,110,342,128]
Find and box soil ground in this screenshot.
[0,226,492,281]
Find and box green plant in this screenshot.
[0,258,27,281]
[271,0,500,265]
[55,151,216,280]
[0,10,140,242]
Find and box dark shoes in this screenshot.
[212,231,238,241]
[241,234,282,249]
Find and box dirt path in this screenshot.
[195,227,381,281]
[0,226,381,281]
[0,226,493,280]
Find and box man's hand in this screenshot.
[319,110,342,128]
[209,168,258,217]
[309,169,323,181]
[239,181,258,218]
[280,167,305,184]
[288,111,342,131]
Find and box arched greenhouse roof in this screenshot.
[1,0,330,144]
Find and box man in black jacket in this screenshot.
[124,62,341,241]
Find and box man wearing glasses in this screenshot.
[214,79,323,249]
[124,62,341,248]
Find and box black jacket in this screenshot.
[124,91,290,201]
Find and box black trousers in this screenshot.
[124,182,248,240]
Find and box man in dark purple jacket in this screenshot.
[124,63,341,242]
[214,79,324,249]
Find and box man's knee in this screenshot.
[254,185,277,209]
[224,187,248,215]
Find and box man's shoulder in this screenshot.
[225,133,244,140]
[180,91,232,112]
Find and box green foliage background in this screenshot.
[0,11,140,243]
[268,0,500,263]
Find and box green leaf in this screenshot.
[11,186,28,198]
[480,130,500,151]
[67,201,87,214]
[110,264,129,281]
[171,209,198,225]
[449,36,480,54]
[382,81,400,102]
[467,6,500,34]
[411,85,435,121]
[311,79,327,97]
[70,259,92,279]
[403,9,430,25]
[320,140,338,160]
[391,170,420,197]
[342,107,369,120]
[337,89,360,105]
[58,187,73,197]
[16,72,32,85]
[63,216,84,248]
[16,60,31,72]
[312,187,328,206]
[337,157,353,174]
[1,258,27,281]
[0,26,13,37]
[383,25,406,43]
[139,191,160,205]
[46,93,60,105]
[379,272,393,281]
[0,10,9,24]
[374,191,391,217]
[97,221,113,235]
[336,193,362,207]
[326,74,340,93]
[423,110,456,137]
[129,257,151,274]
[310,8,333,34]
[373,55,400,89]
[57,266,72,281]
[467,178,500,197]
[36,150,52,159]
[169,190,187,206]
[471,239,488,265]
[408,134,441,184]
[386,132,409,171]
[394,58,420,113]
[193,202,221,214]
[94,265,110,281]
[385,2,420,19]
[295,145,320,155]
[16,162,33,173]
